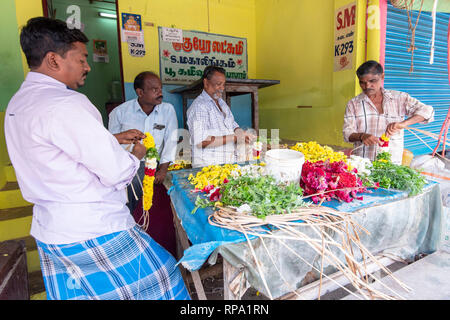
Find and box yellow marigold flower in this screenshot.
[142,175,155,211]
[189,164,240,190]
[290,141,347,164]
[143,132,155,149]
[380,133,390,142]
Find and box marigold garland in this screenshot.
[252,141,263,160]
[379,133,390,147]
[142,132,158,211]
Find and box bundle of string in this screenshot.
[390,0,424,73]
[209,202,411,300]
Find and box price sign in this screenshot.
[334,2,356,71]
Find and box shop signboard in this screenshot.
[159,28,248,84]
[121,13,146,57]
[334,2,356,71]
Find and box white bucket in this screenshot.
[264,149,305,184]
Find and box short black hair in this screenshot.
[133,71,160,91]
[202,65,226,81]
[356,60,384,78]
[20,17,88,68]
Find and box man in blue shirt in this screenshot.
[108,71,178,256]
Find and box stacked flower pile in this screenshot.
[188,164,240,193]
[290,141,347,163]
[346,155,372,177]
[168,159,191,171]
[142,132,159,211]
[300,160,368,204]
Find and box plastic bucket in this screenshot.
[264,149,305,184]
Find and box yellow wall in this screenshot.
[117,0,257,83]
[255,0,368,147]
[0,1,42,189]
[15,0,44,78]
[2,0,381,170]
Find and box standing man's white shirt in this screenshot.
[108,99,178,164]
[187,90,239,167]
[4,72,140,244]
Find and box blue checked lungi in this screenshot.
[35,225,191,300]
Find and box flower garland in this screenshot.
[377,133,391,158]
[142,132,159,212]
[252,141,263,160]
[379,133,390,147]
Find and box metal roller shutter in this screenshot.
[384,3,450,156]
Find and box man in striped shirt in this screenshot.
[187,66,255,167]
[343,60,434,164]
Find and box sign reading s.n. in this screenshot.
[334,3,356,72]
[158,28,248,85]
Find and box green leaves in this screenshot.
[376,151,392,162]
[191,175,306,218]
[146,147,160,161]
[220,175,305,218]
[369,154,426,196]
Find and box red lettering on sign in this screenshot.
[336,5,356,30]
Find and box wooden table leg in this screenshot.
[170,202,208,300]
[223,258,249,300]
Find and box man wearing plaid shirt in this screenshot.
[187,66,255,167]
[343,60,434,164]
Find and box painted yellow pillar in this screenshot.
[15,0,43,78]
[366,0,382,63]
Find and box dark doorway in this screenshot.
[43,0,124,127]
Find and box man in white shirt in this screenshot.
[108,71,178,256]
[187,66,255,168]
[5,17,189,300]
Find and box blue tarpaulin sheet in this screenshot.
[167,167,441,272]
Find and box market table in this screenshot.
[164,166,445,300]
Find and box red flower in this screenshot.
[201,185,215,193]
[163,49,170,57]
[236,59,243,65]
[300,160,366,203]
[145,168,156,176]
[209,188,221,202]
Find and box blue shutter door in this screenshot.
[384,3,450,156]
